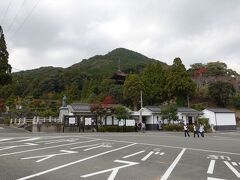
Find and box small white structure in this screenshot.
[177,107,203,125]
[202,108,237,130]
[131,106,202,130]
[131,106,162,130]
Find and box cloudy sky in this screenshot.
[1,0,240,72]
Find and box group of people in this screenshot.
[183,123,205,138]
[135,121,146,133]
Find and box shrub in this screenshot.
[198,118,211,132]
[125,126,135,132]
[4,118,11,125]
[97,125,135,132]
[163,124,183,131]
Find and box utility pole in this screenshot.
[139,90,143,122]
[187,95,190,108]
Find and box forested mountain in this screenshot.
[0,48,166,116]
[1,47,240,118]
[66,48,167,79]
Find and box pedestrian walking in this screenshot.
[199,124,205,137]
[183,124,190,137]
[141,122,146,133]
[193,124,199,138]
[157,120,162,130]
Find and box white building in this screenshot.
[131,106,162,130]
[177,107,203,125]
[131,106,202,130]
[202,108,237,130]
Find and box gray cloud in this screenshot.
[0,0,240,72]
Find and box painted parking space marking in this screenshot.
[0,136,71,144]
[122,150,145,159]
[0,138,13,142]
[207,160,216,174]
[0,143,38,151]
[44,138,79,144]
[81,160,139,179]
[70,143,101,150]
[206,154,240,179]
[17,143,136,180]
[16,138,41,142]
[88,136,240,156]
[0,139,99,157]
[160,148,186,180]
[21,150,78,162]
[232,162,238,166]
[83,142,112,151]
[224,161,240,178]
[207,177,227,180]
[141,151,154,161]
[0,134,239,180]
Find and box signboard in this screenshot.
[69,117,76,125]
[119,120,125,126]
[126,119,135,126]
[64,116,79,127]
[85,118,92,125]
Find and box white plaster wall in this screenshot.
[177,112,187,124]
[216,113,236,126]
[202,109,216,125]
[106,116,113,125]
[145,116,153,124]
[59,108,69,122]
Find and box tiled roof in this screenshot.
[70,103,91,112]
[178,107,200,113]
[145,106,161,113]
[206,108,235,113]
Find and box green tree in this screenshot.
[0,26,12,86]
[166,58,196,106]
[232,92,240,109]
[141,62,167,105]
[160,104,178,124]
[123,74,144,110]
[114,105,129,120]
[65,83,81,103]
[205,61,227,76]
[208,81,235,107]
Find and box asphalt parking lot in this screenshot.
[0,128,240,180]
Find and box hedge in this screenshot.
[98,125,135,132]
[162,124,183,131]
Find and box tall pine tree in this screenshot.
[166,57,196,106]
[0,26,12,86]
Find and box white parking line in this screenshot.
[224,161,240,178]
[16,138,40,142]
[0,139,99,157]
[0,138,12,142]
[70,143,100,150]
[21,150,78,162]
[81,160,139,179]
[17,143,136,180]
[0,143,38,151]
[141,151,154,161]
[207,160,215,174]
[160,148,186,180]
[122,150,145,159]
[84,145,104,151]
[87,137,240,156]
[207,177,227,180]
